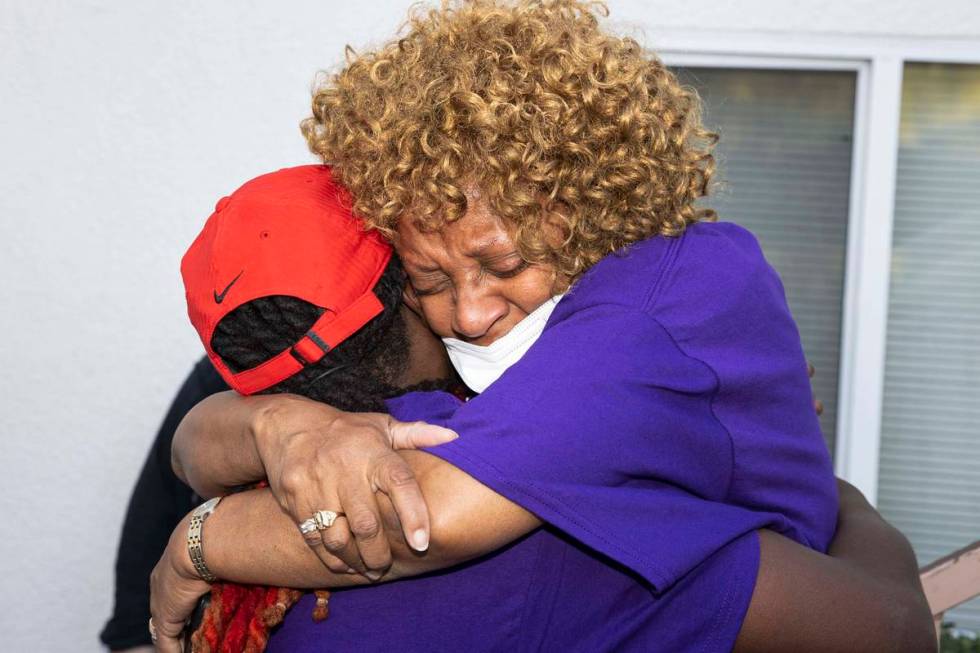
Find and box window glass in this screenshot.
[878,62,980,632]
[674,66,857,452]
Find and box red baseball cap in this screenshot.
[181,165,392,395]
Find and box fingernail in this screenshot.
[411,528,429,552]
[345,567,357,574]
[366,571,382,581]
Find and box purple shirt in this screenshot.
[268,391,759,653]
[267,221,836,651]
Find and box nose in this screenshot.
[452,284,508,342]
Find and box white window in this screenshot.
[675,66,857,452]
[877,61,980,631]
[671,52,980,631]
[661,36,980,631]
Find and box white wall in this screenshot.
[1,1,977,650]
[614,0,980,38]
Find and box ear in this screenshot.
[540,203,571,250]
[402,284,425,320]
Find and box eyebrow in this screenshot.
[466,236,509,258]
[400,252,441,273]
[405,235,516,273]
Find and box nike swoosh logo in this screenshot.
[213,271,243,304]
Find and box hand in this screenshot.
[251,395,458,578]
[807,361,824,416]
[149,514,211,653]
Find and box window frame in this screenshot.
[656,32,980,505]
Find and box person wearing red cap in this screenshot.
[159,164,467,651]
[183,164,416,398]
[178,162,460,540]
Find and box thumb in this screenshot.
[389,420,459,449]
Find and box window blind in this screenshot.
[878,62,980,632]
[673,67,856,453]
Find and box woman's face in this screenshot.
[394,190,559,346]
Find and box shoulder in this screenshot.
[162,357,228,425]
[555,231,674,319]
[191,356,228,394]
[661,221,771,291]
[649,221,789,327]
[556,221,770,318]
[669,221,767,269]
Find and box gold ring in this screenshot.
[298,518,318,535]
[313,509,343,530]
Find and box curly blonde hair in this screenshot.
[302,0,717,286]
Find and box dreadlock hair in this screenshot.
[190,256,411,653]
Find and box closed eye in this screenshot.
[412,281,449,297]
[488,260,530,279]
[410,271,451,297]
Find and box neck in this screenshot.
[394,304,454,388]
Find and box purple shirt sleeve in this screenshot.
[427,303,787,592]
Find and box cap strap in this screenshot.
[229,348,304,396]
[291,333,329,365]
[227,289,384,395]
[307,290,384,352]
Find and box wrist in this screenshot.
[172,513,203,583]
[186,496,224,582]
[250,395,341,457]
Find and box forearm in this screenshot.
[205,487,452,588]
[202,451,536,588]
[203,488,375,588]
[399,450,539,566]
[829,479,924,590]
[825,479,935,649]
[735,480,935,653]
[170,391,267,497]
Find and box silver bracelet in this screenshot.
[186,496,222,582]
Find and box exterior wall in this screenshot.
[1,1,977,650]
[614,0,980,38]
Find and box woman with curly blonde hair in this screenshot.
[150,2,935,651]
[303,0,717,286]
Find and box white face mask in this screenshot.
[442,295,564,394]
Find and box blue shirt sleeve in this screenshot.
[426,303,789,591]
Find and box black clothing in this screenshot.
[99,358,227,650]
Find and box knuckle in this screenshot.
[365,550,393,570]
[375,453,418,492]
[321,530,350,552]
[278,468,306,493]
[349,512,381,539]
[384,462,417,489]
[302,532,323,548]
